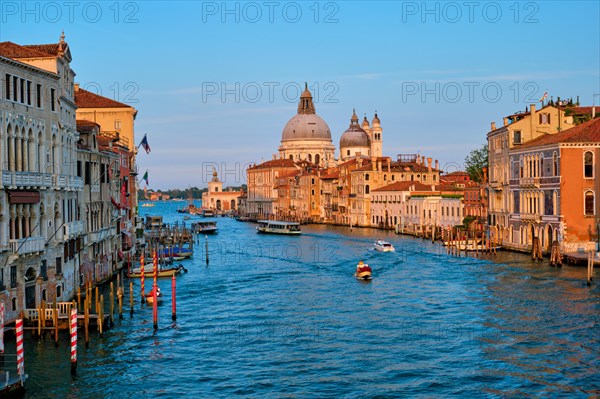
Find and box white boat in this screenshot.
[192,221,218,234]
[374,240,395,252]
[256,220,301,235]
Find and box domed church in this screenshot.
[339,110,383,161]
[278,83,336,166]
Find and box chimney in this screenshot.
[358,157,363,167]
[272,154,276,160]
[491,122,496,131]
[503,117,508,126]
[74,83,79,92]
[427,157,432,172]
[387,158,391,172]
[530,104,536,115]
[435,160,439,170]
[482,167,488,182]
[377,159,382,171]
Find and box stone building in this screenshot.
[201,169,243,212]
[0,36,83,322]
[508,117,600,253]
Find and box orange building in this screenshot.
[510,117,600,253]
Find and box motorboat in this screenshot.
[145,287,163,304]
[192,221,218,234]
[202,209,215,217]
[256,220,301,235]
[354,261,372,280]
[128,264,187,278]
[374,240,395,252]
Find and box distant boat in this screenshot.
[374,240,395,252]
[201,209,215,217]
[141,202,155,207]
[256,220,301,235]
[192,221,218,234]
[354,261,372,280]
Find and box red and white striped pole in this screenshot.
[140,250,145,304]
[0,302,4,354]
[16,318,24,379]
[153,249,158,286]
[70,307,77,375]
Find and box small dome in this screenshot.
[340,110,370,148]
[372,112,380,126]
[362,116,370,129]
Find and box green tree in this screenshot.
[465,144,488,182]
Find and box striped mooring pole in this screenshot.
[140,251,146,304]
[70,307,77,375]
[16,318,24,379]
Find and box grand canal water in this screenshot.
[17,201,600,398]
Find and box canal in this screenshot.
[17,201,600,397]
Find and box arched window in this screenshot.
[584,151,593,178]
[289,155,293,160]
[553,152,558,176]
[585,191,594,216]
[315,154,320,165]
[365,174,369,181]
[307,154,312,163]
[365,185,370,194]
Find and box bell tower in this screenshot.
[371,113,383,158]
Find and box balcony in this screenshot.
[488,181,503,191]
[88,227,117,244]
[2,171,53,189]
[54,175,84,191]
[63,221,85,240]
[9,236,45,255]
[519,177,540,188]
[520,213,542,222]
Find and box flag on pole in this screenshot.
[539,91,548,103]
[142,170,149,186]
[139,134,151,154]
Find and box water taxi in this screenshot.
[192,221,218,234]
[374,240,395,252]
[354,261,372,280]
[202,209,215,217]
[256,220,301,235]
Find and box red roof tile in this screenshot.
[75,87,133,109]
[518,117,600,149]
[248,158,298,170]
[23,44,61,56]
[372,181,434,192]
[0,41,51,59]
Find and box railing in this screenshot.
[88,227,117,243]
[2,171,54,189]
[519,177,540,188]
[9,236,45,255]
[55,174,84,190]
[520,213,542,222]
[63,221,85,239]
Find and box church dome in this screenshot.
[340,109,370,148]
[281,83,332,142]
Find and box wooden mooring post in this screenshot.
[549,240,562,266]
[587,251,595,286]
[532,236,543,261]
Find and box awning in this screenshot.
[8,190,40,204]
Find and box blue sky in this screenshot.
[2,1,599,190]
